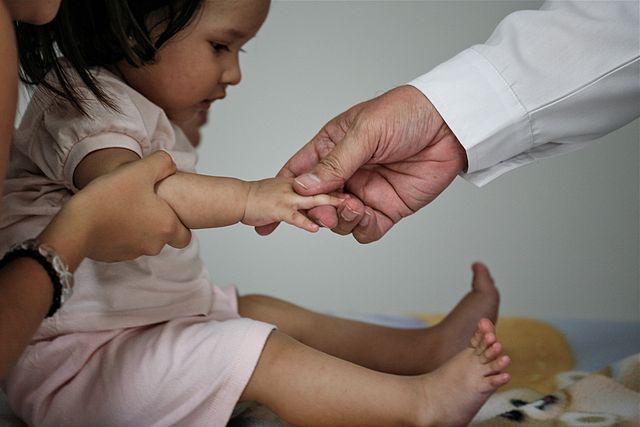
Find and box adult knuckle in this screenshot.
[353,230,379,244]
[159,219,178,239]
[141,243,157,256]
[319,155,346,180]
[331,225,351,236]
[175,232,191,248]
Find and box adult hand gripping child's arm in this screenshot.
[74,148,343,234]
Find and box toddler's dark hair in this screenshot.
[15,0,205,115]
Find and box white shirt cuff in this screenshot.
[408,48,534,175]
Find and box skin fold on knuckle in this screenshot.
[318,154,346,182]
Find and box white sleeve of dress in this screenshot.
[408,0,640,187]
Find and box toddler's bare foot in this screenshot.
[417,319,511,427]
[426,262,500,369]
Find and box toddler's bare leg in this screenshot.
[239,263,499,375]
[240,320,511,427]
[240,294,429,374]
[240,330,424,427]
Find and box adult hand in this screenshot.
[255,85,468,243]
[39,151,191,268]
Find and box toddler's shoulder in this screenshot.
[18,66,175,152]
[11,65,177,191]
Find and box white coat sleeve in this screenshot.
[408,0,640,186]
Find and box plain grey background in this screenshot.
[193,1,639,321]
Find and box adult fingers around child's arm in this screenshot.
[142,151,192,249]
[163,212,192,249]
[143,150,178,183]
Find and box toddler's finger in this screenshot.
[284,210,321,233]
[297,194,344,210]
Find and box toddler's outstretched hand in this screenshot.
[242,177,343,232]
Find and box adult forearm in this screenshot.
[0,208,92,379]
[0,0,18,190]
[0,259,52,379]
[156,172,251,229]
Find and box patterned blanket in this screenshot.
[472,353,639,426]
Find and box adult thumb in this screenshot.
[293,127,373,196]
[144,150,178,183]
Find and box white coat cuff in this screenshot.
[408,48,533,176]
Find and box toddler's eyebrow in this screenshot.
[221,28,248,39]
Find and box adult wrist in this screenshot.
[449,133,469,173]
[0,239,74,317]
[409,85,469,173]
[37,198,92,272]
[408,48,532,173]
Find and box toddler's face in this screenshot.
[5,0,61,24]
[120,0,270,126]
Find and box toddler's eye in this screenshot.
[211,43,230,53]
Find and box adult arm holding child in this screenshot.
[0,0,191,378]
[0,150,191,379]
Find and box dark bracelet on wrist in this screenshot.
[0,239,74,318]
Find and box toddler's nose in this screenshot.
[221,56,242,86]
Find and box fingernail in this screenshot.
[359,210,372,227]
[341,206,358,222]
[295,173,321,190]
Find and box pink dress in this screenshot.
[0,68,274,426]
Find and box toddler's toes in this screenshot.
[488,373,511,388]
[485,355,510,376]
[470,329,483,349]
[470,318,495,350]
[482,342,502,363]
[475,332,496,355]
[478,318,495,335]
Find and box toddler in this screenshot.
[1,0,510,425]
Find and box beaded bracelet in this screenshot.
[0,239,74,317]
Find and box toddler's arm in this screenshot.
[74,147,342,232]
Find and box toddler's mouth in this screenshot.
[197,94,225,111]
[196,100,213,110]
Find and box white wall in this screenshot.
[192,1,638,321]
